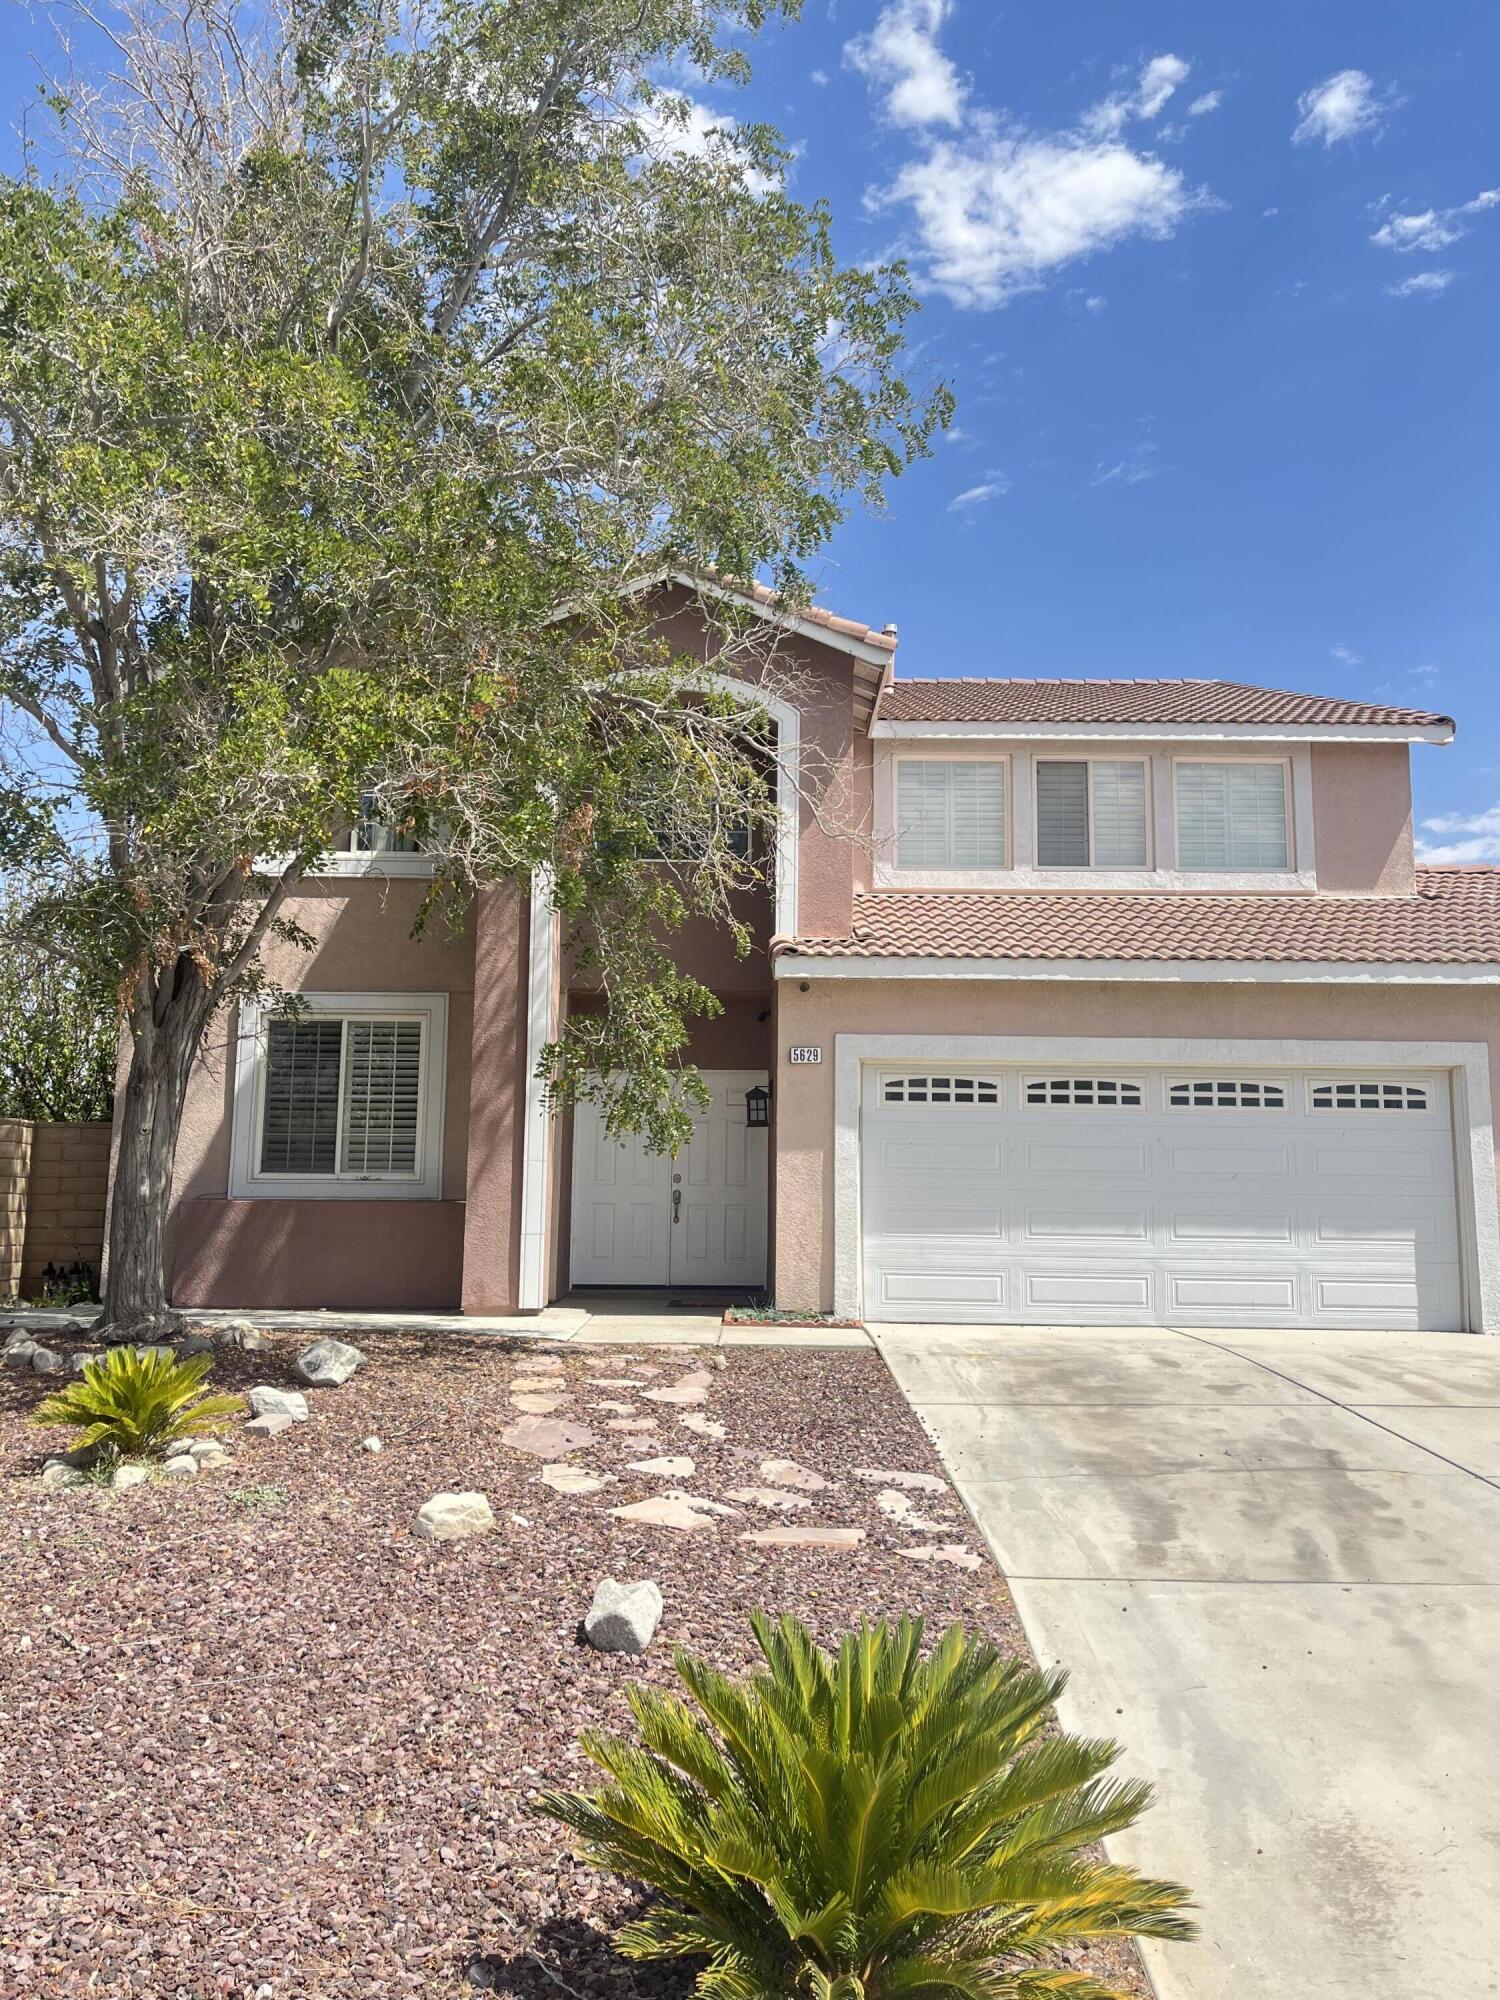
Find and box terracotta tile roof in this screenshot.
[736,578,898,652]
[781,867,1500,965]
[875,677,1452,730]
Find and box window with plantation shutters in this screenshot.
[340,1020,423,1173]
[237,995,447,1200]
[896,760,1005,868]
[1176,761,1289,871]
[1035,759,1148,867]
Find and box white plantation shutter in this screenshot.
[897,761,1005,867]
[260,1019,344,1173]
[1035,762,1089,865]
[340,1020,424,1174]
[1089,760,1149,866]
[1177,762,1288,870]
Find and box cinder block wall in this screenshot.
[20,1123,112,1294]
[0,1120,111,1299]
[0,1120,34,1298]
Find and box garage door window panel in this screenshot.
[881,1075,1001,1106]
[1167,1079,1289,1110]
[1175,760,1290,871]
[1024,1077,1145,1108]
[1308,1080,1432,1113]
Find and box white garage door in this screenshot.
[860,1064,1463,1329]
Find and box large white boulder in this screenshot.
[413,1492,495,1541]
[247,1386,309,1422]
[584,1579,664,1655]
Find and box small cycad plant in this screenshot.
[34,1348,241,1461]
[538,1613,1193,2000]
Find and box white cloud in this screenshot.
[1387,269,1455,297]
[876,121,1201,308]
[853,23,1208,310]
[1411,663,1440,681]
[1371,187,1499,253]
[1085,52,1191,137]
[948,476,1009,509]
[810,69,829,87]
[1292,69,1388,148]
[845,0,965,129]
[1187,90,1223,117]
[1092,441,1163,487]
[1084,293,1107,312]
[1330,644,1362,665]
[1417,806,1500,864]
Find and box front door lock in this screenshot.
[671,1187,682,1224]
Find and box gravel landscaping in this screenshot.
[0,1330,1150,1999]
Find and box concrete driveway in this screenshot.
[875,1324,1500,2000]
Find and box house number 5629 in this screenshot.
[789,1045,823,1065]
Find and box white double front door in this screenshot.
[569,1070,769,1287]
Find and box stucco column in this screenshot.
[461,883,530,1313]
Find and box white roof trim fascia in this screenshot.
[774,954,1500,985]
[870,719,1454,745]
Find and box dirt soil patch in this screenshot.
[0,1334,1150,1999]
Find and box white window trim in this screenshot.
[307,850,439,879]
[1032,755,1153,871]
[1171,753,1301,882]
[230,991,448,1200]
[874,741,1316,890]
[830,1034,1500,1332]
[875,748,1011,886]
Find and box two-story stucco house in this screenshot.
[154,579,1500,1333]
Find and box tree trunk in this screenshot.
[102,970,209,1334]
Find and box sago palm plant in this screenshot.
[537,1613,1193,2000]
[34,1347,241,1461]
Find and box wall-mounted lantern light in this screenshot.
[745,1083,771,1129]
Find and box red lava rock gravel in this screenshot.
[0,1333,1150,1999]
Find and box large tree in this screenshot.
[0,0,946,1333]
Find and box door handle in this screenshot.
[671,1188,681,1224]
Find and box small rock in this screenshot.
[39,1462,87,1491]
[3,1329,38,1356]
[294,1337,366,1388]
[709,1350,729,1372]
[740,1525,864,1549]
[111,1464,150,1491]
[245,1412,297,1440]
[584,1578,664,1655]
[228,1323,272,1354]
[759,1457,827,1493]
[724,1485,812,1514]
[70,1351,100,1376]
[135,1343,176,1361]
[187,1439,230,1468]
[898,1544,984,1571]
[161,1453,199,1479]
[593,1400,637,1416]
[3,1339,38,1369]
[174,1333,217,1357]
[853,1467,948,1494]
[681,1412,727,1440]
[510,1393,565,1414]
[29,1345,65,1375]
[627,1455,695,1479]
[538,1464,608,1495]
[360,1435,383,1454]
[413,1491,495,1541]
[248,1386,309,1422]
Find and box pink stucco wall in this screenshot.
[164,875,477,1311]
[1310,743,1415,893]
[771,975,1500,1311]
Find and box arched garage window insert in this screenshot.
[881,1075,1001,1106]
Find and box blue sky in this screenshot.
[2,1,1495,851]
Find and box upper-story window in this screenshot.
[896,759,1006,869]
[331,795,423,856]
[1035,759,1149,868]
[1175,761,1289,871]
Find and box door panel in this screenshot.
[569,1072,768,1288]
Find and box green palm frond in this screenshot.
[536,1616,1193,1999]
[32,1346,242,1459]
